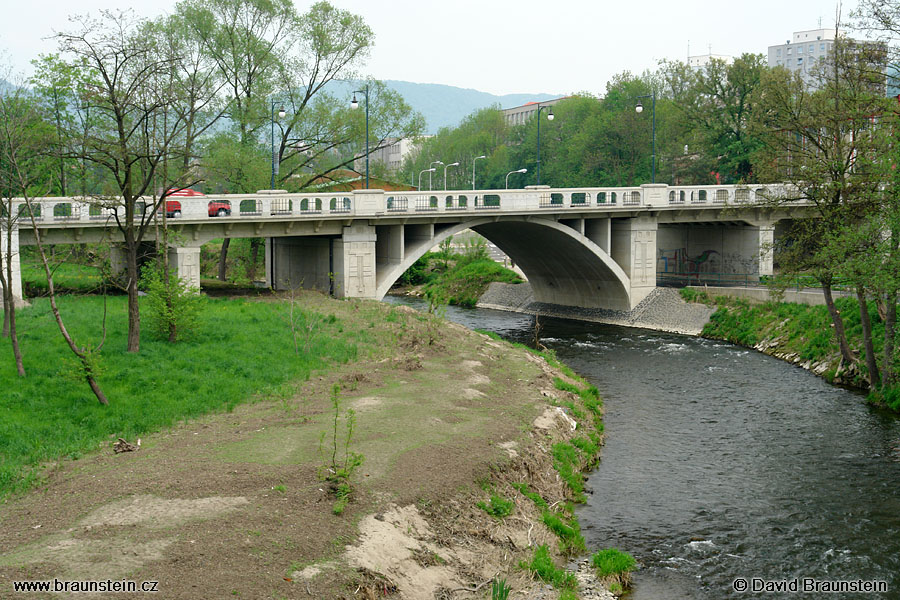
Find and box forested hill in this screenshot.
[383,80,560,133]
[326,79,560,133]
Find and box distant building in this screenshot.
[502,98,566,127]
[688,53,733,69]
[768,28,836,85]
[354,137,427,174]
[768,28,887,93]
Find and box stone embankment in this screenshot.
[478,283,715,336]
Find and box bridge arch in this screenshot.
[374,216,632,311]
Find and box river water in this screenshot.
[385,297,900,599]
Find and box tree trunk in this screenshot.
[821,280,855,365]
[856,286,880,389]
[884,291,897,387]
[125,237,140,353]
[218,238,231,282]
[1,274,8,338]
[24,199,108,404]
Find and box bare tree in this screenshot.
[55,10,214,352]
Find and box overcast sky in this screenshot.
[1,0,857,96]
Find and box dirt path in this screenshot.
[1,296,603,599]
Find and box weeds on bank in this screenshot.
[520,545,577,591]
[490,578,512,600]
[591,548,638,593]
[477,494,515,519]
[317,384,364,515]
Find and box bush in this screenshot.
[141,263,205,342]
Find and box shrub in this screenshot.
[477,494,514,519]
[141,262,204,342]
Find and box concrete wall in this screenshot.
[657,223,775,276]
[688,285,846,306]
[267,236,335,294]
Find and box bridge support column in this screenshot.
[612,216,657,307]
[0,223,25,309]
[757,224,775,277]
[167,246,201,290]
[333,223,377,299]
[109,244,128,281]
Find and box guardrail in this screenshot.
[8,183,802,227]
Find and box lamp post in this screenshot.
[472,155,486,190]
[443,162,459,190]
[635,92,656,183]
[350,85,369,189]
[418,168,435,190]
[429,160,443,191]
[270,101,286,189]
[506,168,527,189]
[536,103,554,185]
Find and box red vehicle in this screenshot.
[163,189,231,217]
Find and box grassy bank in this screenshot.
[1,289,624,598]
[0,294,365,498]
[400,239,522,307]
[681,288,900,411]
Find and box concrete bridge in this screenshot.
[2,183,810,311]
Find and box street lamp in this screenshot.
[270,101,287,189]
[536,103,554,185]
[443,162,459,190]
[506,168,527,189]
[418,168,436,190]
[350,85,369,189]
[634,92,656,183]
[429,160,443,191]
[472,155,487,190]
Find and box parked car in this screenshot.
[161,189,231,217]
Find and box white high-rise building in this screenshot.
[768,28,836,82]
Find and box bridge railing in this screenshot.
[9,183,803,227]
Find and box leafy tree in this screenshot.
[753,34,889,383]
[662,54,765,182]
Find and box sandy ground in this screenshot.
[1,294,608,600]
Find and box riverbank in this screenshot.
[680,288,900,412]
[477,283,714,336]
[0,292,615,599]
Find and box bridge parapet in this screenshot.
[9,183,802,229]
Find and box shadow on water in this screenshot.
[384,297,900,599]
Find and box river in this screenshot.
[385,297,900,599]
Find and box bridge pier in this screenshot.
[0,223,25,309]
[266,223,377,299]
[611,216,658,306]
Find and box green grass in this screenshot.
[423,259,522,308]
[0,295,359,499]
[541,507,586,556]
[22,261,105,295]
[591,548,637,590]
[519,545,577,591]
[476,494,515,519]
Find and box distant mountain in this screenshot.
[383,81,561,133]
[326,79,561,134]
